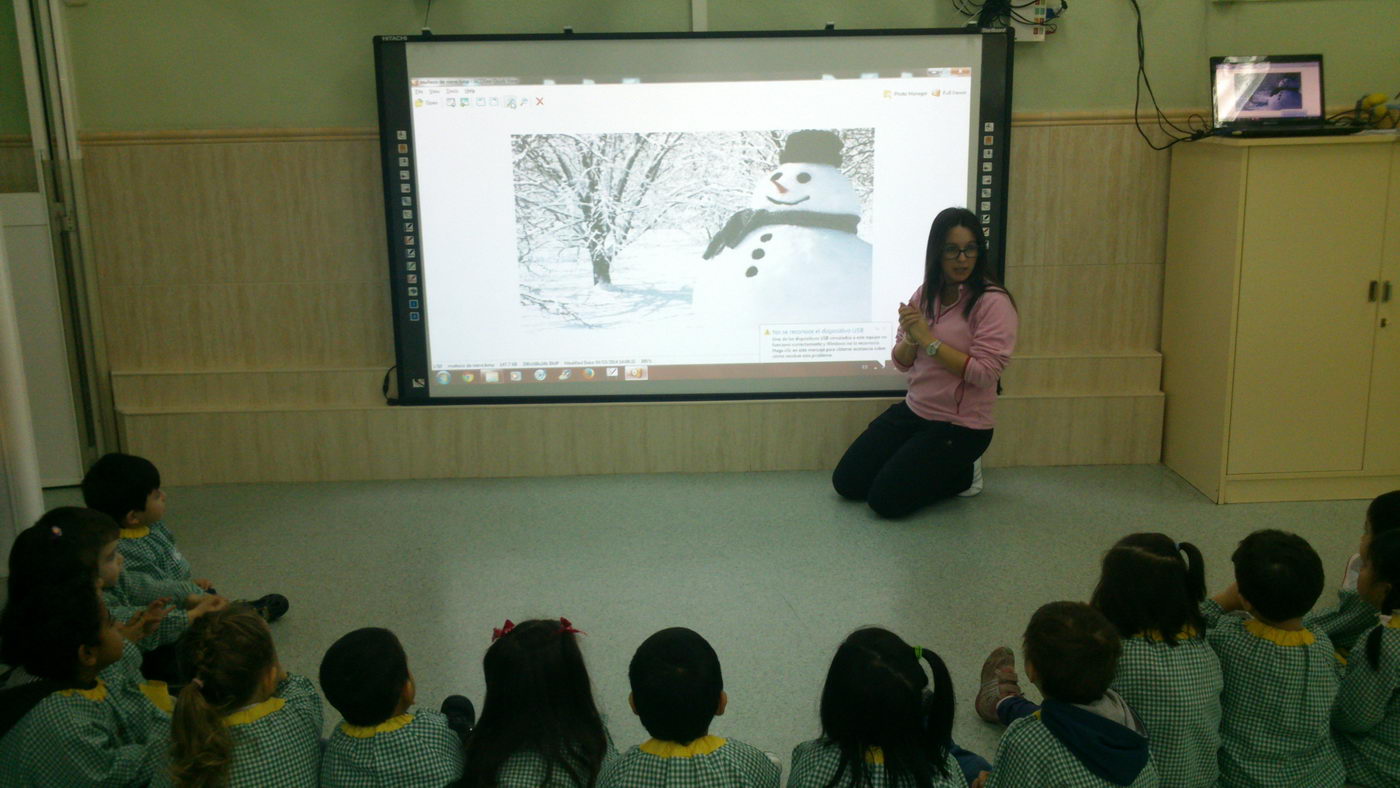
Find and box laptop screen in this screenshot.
[1212,55,1324,127]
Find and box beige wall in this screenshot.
[92,116,1167,484]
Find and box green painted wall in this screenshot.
[16,0,1399,132]
[1,0,32,135]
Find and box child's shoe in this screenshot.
[958,459,984,497]
[974,646,1021,723]
[249,594,290,623]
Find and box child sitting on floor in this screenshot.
[1,508,226,686]
[978,533,1221,787]
[164,605,322,787]
[319,627,469,787]
[1307,489,1400,655]
[0,575,173,786]
[462,618,615,788]
[81,452,288,622]
[598,627,780,788]
[1203,529,1344,788]
[980,602,1157,788]
[1331,528,1400,788]
[789,627,977,788]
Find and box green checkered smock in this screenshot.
[984,713,1160,788]
[486,737,620,787]
[320,708,464,787]
[1332,619,1400,788]
[1200,600,1345,788]
[0,642,171,787]
[152,673,323,787]
[104,586,189,651]
[1305,589,1381,656]
[116,523,202,604]
[597,736,781,788]
[1110,631,1222,788]
[787,738,967,787]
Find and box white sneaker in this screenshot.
[959,458,984,497]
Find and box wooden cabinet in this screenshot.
[1162,135,1400,503]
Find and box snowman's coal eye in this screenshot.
[769,172,783,182]
[796,172,812,184]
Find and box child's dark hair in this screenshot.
[1023,602,1121,704]
[818,628,954,788]
[319,628,410,727]
[1368,490,1400,537]
[462,619,609,788]
[2,574,104,682]
[628,627,722,744]
[1,508,117,666]
[81,452,160,525]
[1364,529,1400,671]
[1232,529,1324,622]
[170,605,276,788]
[1090,533,1206,646]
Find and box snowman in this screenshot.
[693,130,873,329]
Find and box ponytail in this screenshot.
[168,605,276,788]
[170,682,235,788]
[918,648,954,780]
[1178,541,1207,605]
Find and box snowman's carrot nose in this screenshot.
[773,180,789,194]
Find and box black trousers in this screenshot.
[832,402,993,518]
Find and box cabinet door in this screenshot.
[1366,145,1400,472]
[1229,144,1389,475]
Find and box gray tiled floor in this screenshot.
[43,464,1373,780]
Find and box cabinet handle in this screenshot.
[1385,281,1393,303]
[1370,281,1380,302]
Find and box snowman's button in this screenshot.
[760,233,772,242]
[746,266,758,277]
[751,249,765,260]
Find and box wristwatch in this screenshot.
[925,339,943,357]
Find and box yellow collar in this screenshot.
[1245,619,1316,646]
[1387,615,1398,630]
[139,681,174,713]
[1134,627,1201,642]
[57,680,107,702]
[340,714,415,738]
[865,747,885,765]
[224,696,286,727]
[119,526,151,539]
[639,736,726,758]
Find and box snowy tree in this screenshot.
[513,132,690,286]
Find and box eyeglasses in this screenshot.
[941,245,979,260]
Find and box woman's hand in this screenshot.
[898,302,934,347]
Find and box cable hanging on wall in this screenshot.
[1125,0,1210,150]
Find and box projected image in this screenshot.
[512,128,874,332]
[1235,72,1303,111]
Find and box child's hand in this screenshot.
[1213,582,1245,613]
[188,594,229,621]
[193,578,214,591]
[972,771,990,788]
[117,598,172,643]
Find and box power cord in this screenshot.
[382,365,399,405]
[1125,0,1210,150]
[422,0,434,35]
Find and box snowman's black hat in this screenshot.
[779,130,843,168]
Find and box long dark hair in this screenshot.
[1364,530,1400,671]
[920,207,1014,319]
[1090,533,1206,646]
[462,619,609,788]
[818,628,954,788]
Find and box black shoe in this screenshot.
[248,594,290,623]
[441,694,476,739]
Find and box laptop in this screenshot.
[1210,55,1360,138]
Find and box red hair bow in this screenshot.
[492,620,516,641]
[558,617,585,636]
